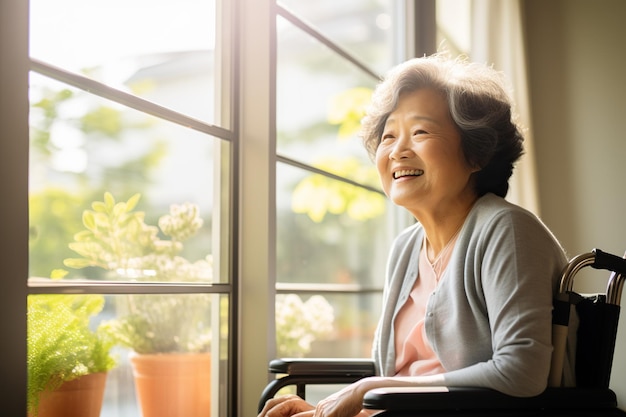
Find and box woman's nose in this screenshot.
[389,134,412,160]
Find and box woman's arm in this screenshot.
[308,374,446,417]
[434,207,567,396]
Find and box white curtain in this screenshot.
[470,0,540,215]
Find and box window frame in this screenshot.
[1,1,30,416]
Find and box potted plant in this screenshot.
[27,290,116,417]
[63,192,213,417]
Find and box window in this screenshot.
[0,0,447,415]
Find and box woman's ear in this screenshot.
[466,158,481,173]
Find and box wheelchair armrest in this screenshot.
[269,357,376,376]
[363,386,619,413]
[258,358,376,413]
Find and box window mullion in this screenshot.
[237,0,276,416]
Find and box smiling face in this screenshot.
[375,88,479,219]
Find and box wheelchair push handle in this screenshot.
[593,248,626,275]
[559,249,626,297]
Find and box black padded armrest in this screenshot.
[363,386,619,412]
[269,358,376,377]
[259,358,376,413]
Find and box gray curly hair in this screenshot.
[360,53,524,198]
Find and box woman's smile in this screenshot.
[393,169,424,180]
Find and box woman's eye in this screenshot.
[381,134,394,142]
[413,129,427,136]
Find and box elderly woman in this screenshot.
[259,53,571,417]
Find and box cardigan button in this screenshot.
[427,312,434,317]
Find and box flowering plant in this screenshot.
[275,294,334,357]
[64,192,213,353]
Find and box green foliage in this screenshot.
[64,192,206,276]
[80,106,124,138]
[28,188,87,278]
[292,156,385,223]
[327,87,372,140]
[64,192,158,271]
[27,293,116,415]
[30,88,74,157]
[65,192,212,353]
[290,87,385,223]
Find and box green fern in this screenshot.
[27,294,116,415]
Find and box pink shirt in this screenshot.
[393,236,458,376]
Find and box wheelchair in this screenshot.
[259,248,626,416]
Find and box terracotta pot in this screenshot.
[31,372,107,417]
[130,352,211,417]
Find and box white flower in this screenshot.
[275,294,334,357]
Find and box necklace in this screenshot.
[425,224,463,280]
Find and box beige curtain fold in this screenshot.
[470,0,540,215]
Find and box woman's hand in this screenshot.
[257,394,315,417]
[258,378,379,417]
[310,378,372,417]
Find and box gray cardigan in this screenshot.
[371,193,571,397]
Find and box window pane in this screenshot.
[28,0,233,414]
[275,1,404,366]
[28,73,229,284]
[29,0,220,125]
[27,293,228,417]
[276,17,380,187]
[278,0,395,75]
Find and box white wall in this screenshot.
[525,0,626,407]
